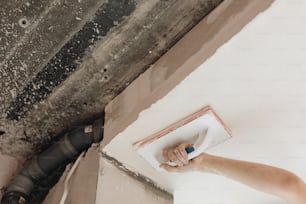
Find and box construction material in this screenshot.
[59,151,85,204]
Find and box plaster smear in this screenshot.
[104,0,306,203]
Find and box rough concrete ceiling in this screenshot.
[0,0,223,160]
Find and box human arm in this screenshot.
[161,144,306,204]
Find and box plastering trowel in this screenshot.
[134,106,232,171]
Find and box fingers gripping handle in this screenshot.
[167,129,208,166]
[186,129,209,160]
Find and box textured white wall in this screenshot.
[104,0,306,203]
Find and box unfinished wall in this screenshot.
[42,146,172,204]
[96,158,172,204]
[43,146,100,204]
[102,0,306,203]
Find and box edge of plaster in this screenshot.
[102,0,275,146]
[101,152,172,198]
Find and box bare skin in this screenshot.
[161,143,306,204]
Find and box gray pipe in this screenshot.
[1,118,103,204]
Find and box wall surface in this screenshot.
[103,0,306,203]
[95,158,172,204]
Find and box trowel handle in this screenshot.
[167,130,207,166]
[185,147,195,154]
[166,147,195,166]
[186,129,208,160]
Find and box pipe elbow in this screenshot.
[1,118,104,204]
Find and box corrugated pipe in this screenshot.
[1,118,104,204]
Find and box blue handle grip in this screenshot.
[185,147,195,154]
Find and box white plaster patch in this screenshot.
[103,0,306,203]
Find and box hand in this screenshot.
[160,143,204,172]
